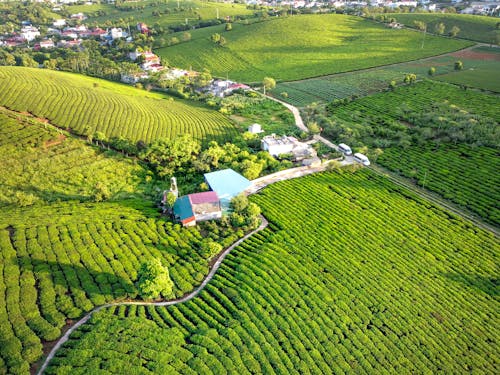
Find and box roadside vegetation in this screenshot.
[44,170,499,374]
[157,14,472,82]
[308,80,499,225]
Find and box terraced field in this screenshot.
[321,80,500,226]
[0,109,146,207]
[0,114,221,374]
[44,171,499,374]
[156,14,472,83]
[0,67,237,144]
[385,13,500,43]
[273,46,500,106]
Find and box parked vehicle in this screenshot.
[353,153,370,166]
[338,143,352,155]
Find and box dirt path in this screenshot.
[36,217,268,374]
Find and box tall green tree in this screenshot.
[262,77,276,95]
[136,259,174,299]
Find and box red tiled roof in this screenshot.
[188,191,219,205]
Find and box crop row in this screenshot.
[46,170,499,374]
[0,67,237,145]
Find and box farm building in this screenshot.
[204,169,251,207]
[261,134,317,163]
[173,191,222,227]
[248,123,264,134]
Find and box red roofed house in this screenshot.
[189,191,222,222]
[173,191,222,227]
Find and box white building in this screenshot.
[53,19,66,27]
[110,28,127,40]
[248,123,264,134]
[262,134,318,162]
[21,26,40,42]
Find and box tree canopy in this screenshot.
[136,258,174,300]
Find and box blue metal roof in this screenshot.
[173,195,194,221]
[204,169,251,202]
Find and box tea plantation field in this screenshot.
[321,80,500,226]
[273,46,500,106]
[45,171,499,374]
[156,14,472,83]
[0,67,237,144]
[385,13,500,43]
[0,113,226,374]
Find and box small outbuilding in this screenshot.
[248,123,264,134]
[173,196,196,227]
[173,191,222,227]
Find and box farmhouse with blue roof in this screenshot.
[204,169,251,208]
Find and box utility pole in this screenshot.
[421,25,427,49]
[216,8,219,20]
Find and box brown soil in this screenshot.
[451,50,500,61]
[44,133,66,148]
[229,114,247,123]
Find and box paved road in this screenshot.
[36,217,269,374]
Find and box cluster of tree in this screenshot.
[141,135,283,181]
[0,37,153,82]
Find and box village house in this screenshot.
[173,191,222,227]
[21,26,40,42]
[53,19,66,28]
[34,39,55,50]
[137,22,149,34]
[261,134,320,166]
[120,72,149,84]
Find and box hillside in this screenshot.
[45,170,500,374]
[385,13,500,44]
[0,112,233,374]
[68,0,255,28]
[0,67,237,144]
[273,45,500,106]
[156,14,472,83]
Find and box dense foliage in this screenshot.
[45,170,499,374]
[156,14,471,82]
[0,109,147,207]
[0,67,237,145]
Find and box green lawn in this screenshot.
[156,14,472,83]
[45,170,499,374]
[0,67,237,145]
[385,13,500,43]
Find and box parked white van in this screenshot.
[338,143,352,156]
[353,153,370,166]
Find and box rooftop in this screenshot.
[204,169,251,202]
[173,196,194,221]
[188,191,219,205]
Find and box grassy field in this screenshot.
[273,46,500,106]
[68,0,255,28]
[156,14,472,83]
[44,170,499,374]
[0,112,249,374]
[0,67,237,145]
[319,80,500,226]
[386,13,500,44]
